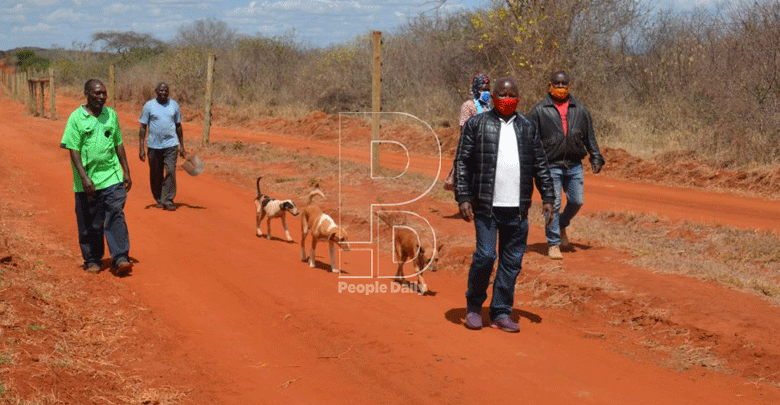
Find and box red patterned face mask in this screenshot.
[493,97,518,116]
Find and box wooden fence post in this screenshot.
[38,81,45,117]
[371,31,382,174]
[202,53,215,144]
[49,68,57,119]
[26,70,35,114]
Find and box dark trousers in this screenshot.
[466,207,529,320]
[148,146,178,205]
[75,182,130,267]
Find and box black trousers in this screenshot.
[74,183,130,267]
[148,146,178,205]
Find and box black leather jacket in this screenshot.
[528,94,605,168]
[453,109,555,217]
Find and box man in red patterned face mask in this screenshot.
[528,71,605,260]
[453,77,555,333]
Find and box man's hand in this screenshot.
[459,202,474,222]
[178,145,186,158]
[542,203,554,227]
[123,172,132,192]
[82,178,96,197]
[139,147,145,162]
[591,162,603,174]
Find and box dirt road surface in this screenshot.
[2,88,779,404]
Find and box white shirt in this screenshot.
[492,115,520,207]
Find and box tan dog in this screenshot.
[393,227,443,295]
[300,187,350,273]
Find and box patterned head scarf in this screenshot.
[471,74,490,99]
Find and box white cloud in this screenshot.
[26,0,59,6]
[105,2,133,14]
[12,22,53,34]
[2,4,26,14]
[229,0,379,16]
[1,14,25,23]
[44,8,85,23]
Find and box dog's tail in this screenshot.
[306,184,326,205]
[374,211,407,228]
[256,176,263,200]
[374,211,393,228]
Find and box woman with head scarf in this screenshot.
[445,74,491,191]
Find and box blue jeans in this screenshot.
[545,165,584,246]
[466,207,529,320]
[74,182,130,267]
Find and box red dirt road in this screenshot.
[2,89,780,404]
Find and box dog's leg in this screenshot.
[329,240,339,273]
[266,215,273,240]
[281,214,293,242]
[301,213,308,262]
[257,208,267,237]
[395,262,405,285]
[416,263,427,295]
[309,238,318,268]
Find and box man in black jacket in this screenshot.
[454,77,555,333]
[528,71,605,260]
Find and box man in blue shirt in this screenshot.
[138,82,186,211]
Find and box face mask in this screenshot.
[478,91,491,103]
[549,86,569,100]
[493,97,518,116]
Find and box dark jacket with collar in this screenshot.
[453,109,555,217]
[528,94,605,169]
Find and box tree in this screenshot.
[91,31,164,54]
[14,49,49,70]
[174,19,236,50]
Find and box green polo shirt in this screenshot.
[60,106,124,192]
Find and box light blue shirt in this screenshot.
[139,98,181,149]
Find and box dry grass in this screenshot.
[527,207,780,306]
[0,208,186,404]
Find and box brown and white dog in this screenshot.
[300,186,350,273]
[392,226,443,295]
[254,177,299,242]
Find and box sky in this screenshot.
[0,0,725,51]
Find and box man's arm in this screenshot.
[583,108,604,173]
[116,144,132,192]
[175,122,185,157]
[68,149,95,196]
[530,122,556,227]
[138,123,147,162]
[455,118,477,222]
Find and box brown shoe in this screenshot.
[548,245,563,260]
[84,263,101,274]
[113,259,133,276]
[560,227,569,247]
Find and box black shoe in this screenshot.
[163,203,176,211]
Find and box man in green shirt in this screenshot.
[60,79,133,275]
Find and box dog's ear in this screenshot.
[283,201,296,210]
